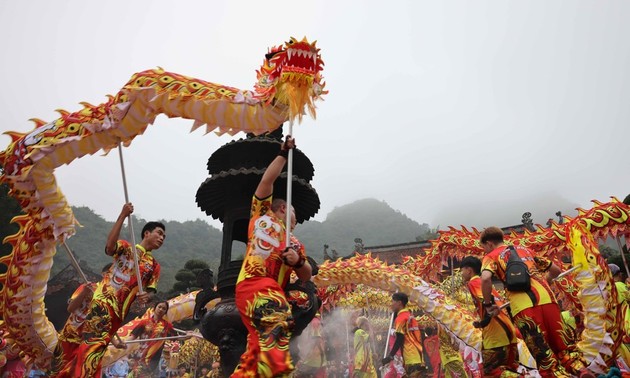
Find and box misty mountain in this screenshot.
[53,199,429,290]
[294,198,432,259]
[4,191,625,294]
[432,191,582,229]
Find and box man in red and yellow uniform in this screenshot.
[461,256,519,377]
[232,136,312,378]
[128,301,176,377]
[53,203,164,378]
[382,293,426,378]
[479,226,594,378]
[50,263,112,376]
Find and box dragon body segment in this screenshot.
[313,254,484,362]
[399,199,629,371]
[0,37,325,365]
[566,225,623,372]
[404,198,630,280]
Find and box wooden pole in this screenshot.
[123,334,190,344]
[552,264,583,282]
[285,121,294,245]
[61,241,89,284]
[117,142,144,294]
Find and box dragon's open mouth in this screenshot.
[283,46,318,74]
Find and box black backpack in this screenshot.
[505,246,531,292]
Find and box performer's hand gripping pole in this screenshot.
[118,142,144,295]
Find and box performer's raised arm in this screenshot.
[255,136,295,199]
[106,203,134,256]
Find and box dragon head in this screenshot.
[255,37,326,124]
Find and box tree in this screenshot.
[599,244,619,260]
[416,227,439,242]
[184,259,211,278]
[171,259,210,294]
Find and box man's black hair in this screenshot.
[141,221,165,239]
[392,292,408,306]
[460,256,482,275]
[102,262,113,273]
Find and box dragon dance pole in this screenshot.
[123,334,191,344]
[346,311,351,368]
[380,311,396,375]
[615,236,630,277]
[117,142,144,295]
[553,264,582,282]
[383,311,394,358]
[450,256,454,293]
[61,241,89,284]
[285,121,294,245]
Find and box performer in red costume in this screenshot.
[50,263,112,376]
[126,301,176,377]
[52,203,164,378]
[232,136,312,377]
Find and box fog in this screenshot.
[1,1,628,231]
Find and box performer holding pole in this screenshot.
[382,293,426,377]
[51,144,167,377]
[52,204,166,377]
[232,135,312,377]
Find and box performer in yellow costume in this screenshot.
[353,316,377,378]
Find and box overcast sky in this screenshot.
[1,1,629,232]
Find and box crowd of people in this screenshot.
[289,226,629,378]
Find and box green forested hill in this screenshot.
[52,199,430,290]
[1,189,430,292]
[294,198,432,259]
